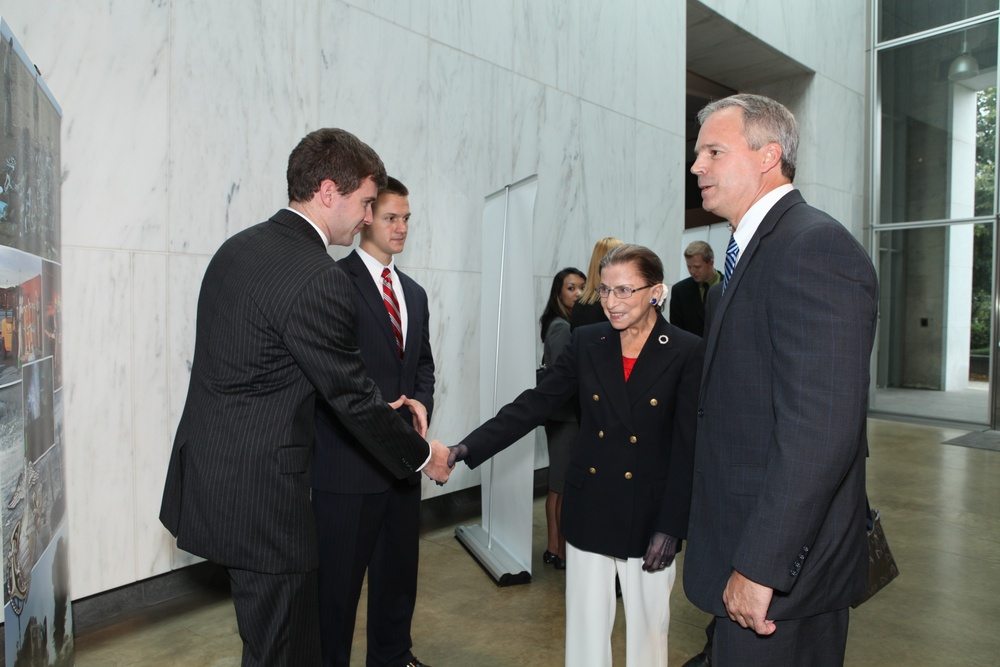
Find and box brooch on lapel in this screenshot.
[658,335,669,344]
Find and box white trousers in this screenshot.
[564,541,676,667]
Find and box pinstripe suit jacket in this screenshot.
[462,317,702,558]
[312,250,434,493]
[683,190,879,618]
[159,210,429,574]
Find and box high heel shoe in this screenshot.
[553,556,566,570]
[543,550,558,565]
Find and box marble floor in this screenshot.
[73,418,1000,666]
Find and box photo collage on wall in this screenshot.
[0,20,72,667]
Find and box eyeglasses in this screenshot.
[597,284,653,299]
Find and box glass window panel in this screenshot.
[879,0,998,42]
[872,222,992,425]
[976,86,996,216]
[878,20,998,225]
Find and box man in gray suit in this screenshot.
[159,129,452,666]
[683,95,878,666]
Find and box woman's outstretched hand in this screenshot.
[447,444,470,468]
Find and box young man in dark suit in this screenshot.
[159,130,452,667]
[684,95,878,666]
[312,177,435,667]
[669,240,720,338]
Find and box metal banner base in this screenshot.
[454,524,531,587]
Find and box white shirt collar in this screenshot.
[356,245,395,279]
[355,246,408,332]
[731,183,795,262]
[283,206,329,247]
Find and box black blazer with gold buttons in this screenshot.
[461,316,703,559]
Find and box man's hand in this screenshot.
[641,532,679,571]
[388,395,428,438]
[722,570,776,635]
[422,439,451,484]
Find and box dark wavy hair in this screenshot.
[286,128,387,203]
[540,267,586,341]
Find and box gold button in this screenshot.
[629,436,637,444]
[650,398,658,406]
[624,472,633,479]
[592,394,600,401]
[598,430,604,438]
[589,467,597,474]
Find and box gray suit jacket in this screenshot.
[684,190,878,618]
[159,210,429,574]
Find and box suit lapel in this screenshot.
[625,317,680,404]
[397,269,423,364]
[343,251,401,357]
[586,319,681,430]
[701,190,804,393]
[587,328,634,432]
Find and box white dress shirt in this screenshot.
[355,246,409,343]
[731,183,795,265]
[283,206,329,246]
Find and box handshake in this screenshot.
[422,441,469,484]
[390,394,468,485]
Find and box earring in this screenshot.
[650,297,657,305]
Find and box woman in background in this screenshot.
[570,237,624,330]
[450,245,702,667]
[539,267,586,570]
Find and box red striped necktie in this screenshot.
[381,267,404,358]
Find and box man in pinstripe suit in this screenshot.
[313,177,434,667]
[159,129,452,667]
[684,95,878,666]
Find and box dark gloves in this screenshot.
[447,444,469,468]
[642,532,680,571]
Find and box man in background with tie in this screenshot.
[669,240,721,338]
[684,94,878,666]
[312,176,436,667]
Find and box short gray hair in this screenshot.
[697,94,798,181]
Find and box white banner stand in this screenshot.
[455,175,537,586]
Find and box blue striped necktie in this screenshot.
[722,234,738,294]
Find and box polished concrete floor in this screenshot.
[73,419,1000,666]
[872,382,990,427]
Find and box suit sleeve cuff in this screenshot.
[414,443,433,473]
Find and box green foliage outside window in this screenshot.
[972,87,995,352]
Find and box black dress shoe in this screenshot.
[681,652,711,667]
[405,658,431,667]
[553,555,566,570]
[543,550,558,564]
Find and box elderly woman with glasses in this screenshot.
[449,244,703,667]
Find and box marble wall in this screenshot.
[0,0,866,600]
